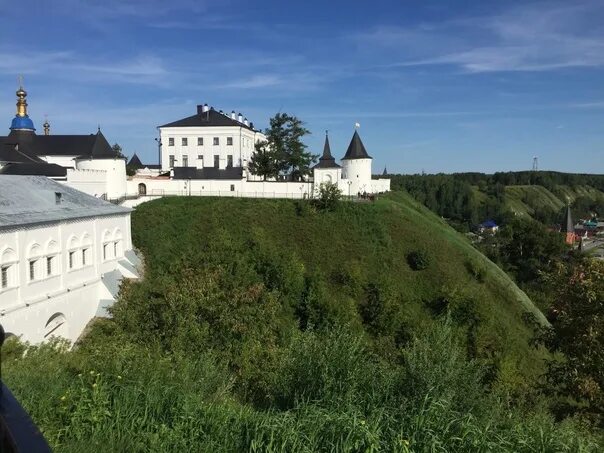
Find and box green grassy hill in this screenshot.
[5,193,600,451]
[132,192,547,381]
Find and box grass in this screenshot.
[4,193,599,451]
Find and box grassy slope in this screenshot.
[133,192,548,381]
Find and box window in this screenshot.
[227,137,233,146]
[168,137,174,146]
[29,260,37,281]
[114,242,118,258]
[197,155,203,160]
[103,244,108,260]
[197,137,203,146]
[69,251,75,269]
[230,184,235,192]
[182,155,188,167]
[55,192,62,204]
[227,155,233,168]
[169,155,175,168]
[213,137,219,146]
[182,137,188,146]
[46,256,54,276]
[82,248,89,266]
[214,155,219,168]
[1,265,9,289]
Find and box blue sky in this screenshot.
[1,0,603,173]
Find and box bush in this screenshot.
[407,250,431,270]
[466,258,487,282]
[313,182,342,211]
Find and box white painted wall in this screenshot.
[341,158,373,196]
[42,155,77,168]
[64,168,107,198]
[159,125,266,171]
[76,158,127,199]
[0,213,137,344]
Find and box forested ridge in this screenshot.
[389,171,604,229]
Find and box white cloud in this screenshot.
[358,2,604,73]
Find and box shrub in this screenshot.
[407,250,431,270]
[313,182,342,211]
[466,258,487,282]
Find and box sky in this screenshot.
[0,0,603,174]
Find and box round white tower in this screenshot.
[341,130,373,196]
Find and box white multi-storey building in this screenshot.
[158,104,266,178]
[0,175,138,344]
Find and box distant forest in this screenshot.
[389,171,604,230]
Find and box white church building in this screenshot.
[0,84,128,201]
[126,104,390,199]
[0,176,138,344]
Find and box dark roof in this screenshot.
[0,162,67,177]
[0,130,122,159]
[172,166,243,180]
[342,130,372,160]
[382,166,388,176]
[562,205,574,233]
[313,134,341,169]
[127,153,143,168]
[128,153,161,169]
[480,220,498,228]
[159,106,256,131]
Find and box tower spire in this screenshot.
[16,76,28,118]
[10,76,36,131]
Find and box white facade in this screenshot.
[159,125,266,172]
[341,158,374,196]
[0,176,138,344]
[75,157,127,199]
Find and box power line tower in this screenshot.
[532,156,538,172]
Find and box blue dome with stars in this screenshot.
[10,115,35,131]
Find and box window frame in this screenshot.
[197,137,203,146]
[226,137,233,146]
[182,137,188,146]
[213,137,219,146]
[168,137,174,146]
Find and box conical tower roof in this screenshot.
[313,133,341,169]
[562,204,574,233]
[382,166,388,176]
[342,130,371,160]
[128,153,143,168]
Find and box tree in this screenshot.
[313,181,342,211]
[248,141,278,181]
[112,143,125,158]
[541,258,604,426]
[262,113,316,181]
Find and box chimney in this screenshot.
[202,103,209,113]
[249,122,254,130]
[197,105,204,115]
[238,113,243,122]
[210,106,215,111]
[244,118,249,126]
[231,110,236,120]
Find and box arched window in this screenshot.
[1,247,18,290]
[138,183,147,196]
[45,239,60,277]
[113,228,123,259]
[81,233,92,266]
[44,313,68,339]
[67,235,80,270]
[102,230,112,261]
[27,243,43,282]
